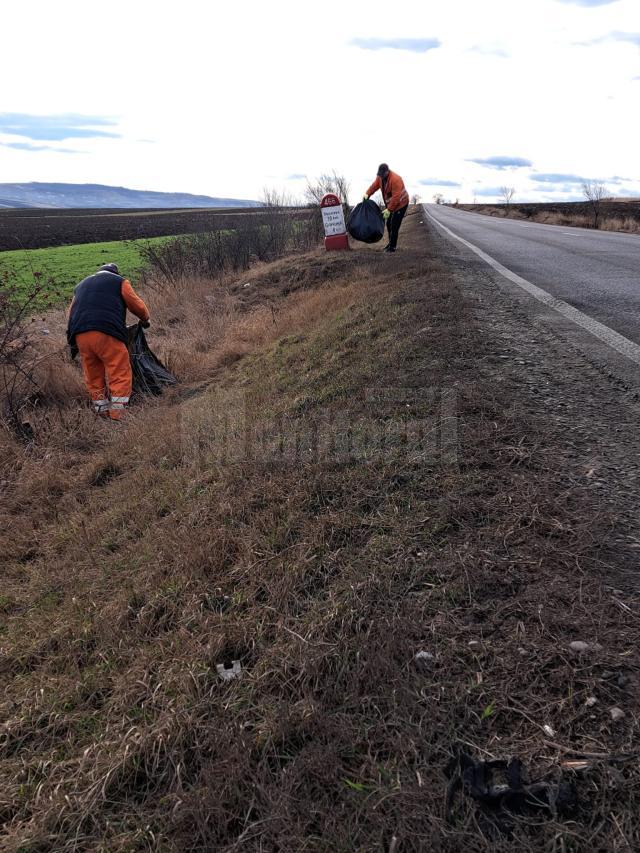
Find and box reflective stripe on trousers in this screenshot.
[110,396,129,413]
[92,399,110,414]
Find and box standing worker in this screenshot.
[364,163,409,253]
[67,263,150,420]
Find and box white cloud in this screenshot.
[0,0,639,203]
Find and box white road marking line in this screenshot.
[562,232,586,237]
[424,207,640,368]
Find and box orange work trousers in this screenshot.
[76,331,132,419]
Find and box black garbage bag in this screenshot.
[445,749,577,835]
[127,323,177,396]
[346,199,385,244]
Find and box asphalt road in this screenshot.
[423,203,640,346]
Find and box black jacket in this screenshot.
[67,271,128,346]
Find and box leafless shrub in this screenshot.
[139,203,320,288]
[500,186,515,211]
[410,193,421,205]
[0,270,83,440]
[582,181,608,228]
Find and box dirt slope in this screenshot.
[1,212,640,851]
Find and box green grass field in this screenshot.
[0,236,171,307]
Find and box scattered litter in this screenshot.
[445,749,577,830]
[561,758,593,771]
[216,660,242,681]
[609,707,626,722]
[41,329,50,335]
[517,647,527,656]
[242,282,251,288]
[542,724,556,738]
[585,696,597,707]
[569,641,594,653]
[468,640,481,648]
[414,650,435,663]
[560,750,639,771]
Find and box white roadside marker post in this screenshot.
[320,192,350,251]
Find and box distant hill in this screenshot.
[0,182,260,209]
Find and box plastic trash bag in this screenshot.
[127,323,177,395]
[346,200,385,244]
[445,749,577,833]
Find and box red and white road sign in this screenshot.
[320,193,349,251]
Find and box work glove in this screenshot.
[382,209,391,221]
[363,194,369,201]
[141,319,151,329]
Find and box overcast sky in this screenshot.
[1,0,638,203]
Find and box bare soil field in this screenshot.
[2,212,640,850]
[0,207,309,251]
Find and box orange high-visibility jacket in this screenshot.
[366,170,409,212]
[120,280,149,322]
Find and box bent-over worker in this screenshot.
[364,163,409,253]
[67,263,150,419]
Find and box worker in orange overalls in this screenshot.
[67,263,150,419]
[364,163,410,253]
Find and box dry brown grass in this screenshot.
[532,211,591,228]
[146,259,364,384]
[599,216,640,234]
[2,214,640,851]
[460,203,640,233]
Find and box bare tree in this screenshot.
[304,171,351,217]
[432,193,444,205]
[582,181,608,228]
[304,171,350,222]
[410,193,421,205]
[500,186,515,213]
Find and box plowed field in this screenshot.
[0,207,295,251]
